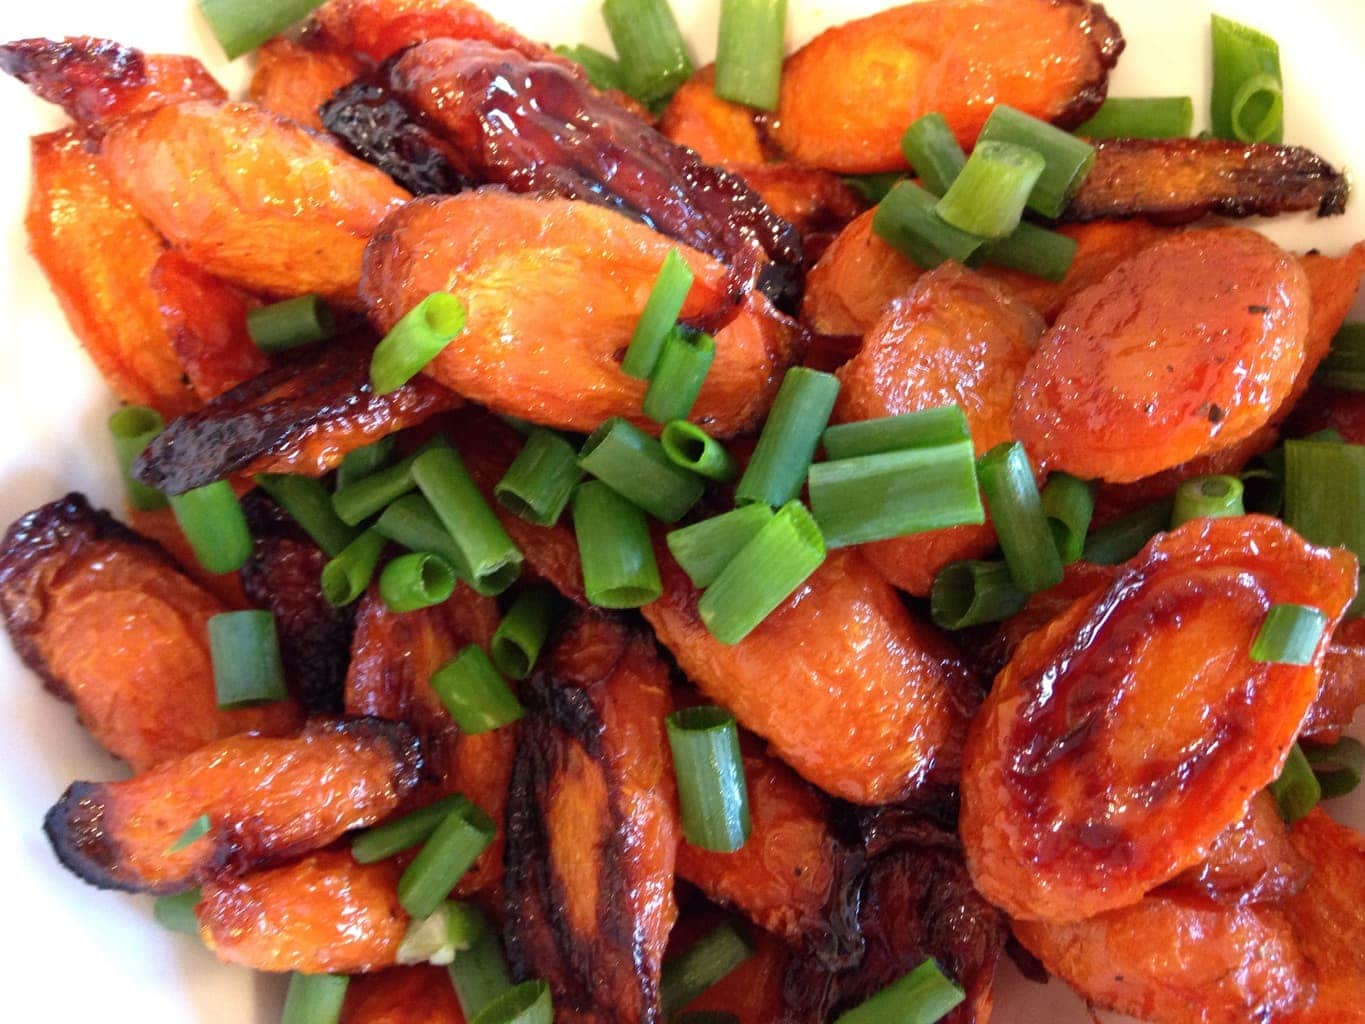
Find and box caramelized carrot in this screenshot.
[659,65,765,166]
[961,516,1357,923]
[315,0,558,64]
[1286,242,1365,411]
[100,102,410,304]
[342,966,466,1024]
[735,163,866,250]
[772,0,1122,173]
[833,263,1043,595]
[249,34,363,132]
[1013,228,1311,483]
[0,494,298,771]
[674,926,789,1024]
[360,191,798,437]
[1304,618,1365,743]
[44,719,422,894]
[1166,792,1310,907]
[123,504,250,608]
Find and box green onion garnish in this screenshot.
[1170,474,1245,528]
[254,473,358,557]
[379,551,458,612]
[108,406,167,511]
[370,293,467,395]
[398,799,496,919]
[168,481,253,574]
[432,646,526,735]
[714,0,788,111]
[735,368,841,507]
[832,959,965,1024]
[1268,744,1321,824]
[153,888,202,935]
[1250,603,1327,666]
[979,221,1078,282]
[698,501,825,644]
[167,814,211,853]
[468,980,553,1024]
[320,529,387,607]
[352,795,473,865]
[333,439,440,527]
[396,900,485,967]
[1210,14,1284,144]
[412,445,524,595]
[660,921,755,1016]
[1072,96,1195,139]
[572,481,663,608]
[872,181,984,269]
[1284,439,1365,564]
[1081,499,1174,565]
[208,610,288,708]
[643,328,716,423]
[554,44,629,93]
[900,113,967,197]
[808,442,984,548]
[280,972,349,1024]
[1303,737,1364,799]
[666,504,775,589]
[666,707,752,853]
[977,105,1096,219]
[1318,323,1365,392]
[1040,472,1095,564]
[601,0,695,106]
[335,437,396,492]
[578,418,705,523]
[821,406,970,461]
[490,588,558,680]
[935,141,1045,239]
[245,295,334,353]
[196,0,325,60]
[976,442,1063,593]
[373,494,469,582]
[446,906,513,1020]
[930,560,1029,630]
[495,430,583,527]
[660,421,739,482]
[622,249,695,379]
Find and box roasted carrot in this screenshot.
[1286,242,1365,412]
[659,65,765,166]
[1165,792,1310,907]
[961,516,1357,923]
[123,504,250,608]
[342,966,466,1024]
[1305,618,1365,744]
[249,33,363,133]
[315,0,558,64]
[735,163,866,253]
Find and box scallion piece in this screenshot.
[666,707,752,853]
[643,328,715,423]
[196,0,324,60]
[370,293,467,395]
[736,368,840,507]
[280,972,349,1024]
[714,0,787,111]
[901,113,967,197]
[1073,96,1195,139]
[661,421,739,482]
[396,900,484,967]
[554,44,628,93]
[335,436,397,491]
[167,814,211,853]
[1250,603,1327,666]
[977,105,1096,219]
[469,980,553,1024]
[1284,439,1365,563]
[1318,323,1365,392]
[572,481,663,608]
[1040,472,1094,564]
[332,441,434,526]
[1303,737,1364,799]
[1170,474,1245,528]
[832,959,965,1024]
[660,921,755,1016]
[108,406,167,511]
[379,552,458,612]
[872,181,984,269]
[168,481,253,574]
[432,645,526,734]
[398,799,497,919]
[979,221,1078,282]
[153,888,202,935]
[490,588,557,679]
[1081,499,1173,565]
[935,141,1045,239]
[208,610,288,708]
[245,295,334,353]
[930,560,1028,630]
[374,494,468,582]
[1210,14,1284,144]
[352,795,473,864]
[1269,744,1321,824]
[578,418,704,523]
[698,501,825,644]
[622,249,695,379]
[808,442,984,548]
[977,442,1062,593]
[447,906,513,1019]
[666,505,775,589]
[254,473,358,557]
[412,445,524,595]
[495,430,583,527]
[843,173,904,205]
[320,529,387,607]
[601,0,695,105]
[822,406,970,461]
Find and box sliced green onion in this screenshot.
[572,481,663,608]
[601,0,695,105]
[168,481,253,574]
[643,328,715,423]
[1073,96,1195,139]
[280,972,349,1024]
[397,900,485,967]
[1318,323,1365,392]
[412,445,524,595]
[167,814,211,854]
[822,406,970,461]
[977,442,1062,593]
[1210,14,1284,144]
[660,422,739,482]
[196,0,324,60]
[379,552,457,612]
[432,645,526,734]
[1285,439,1365,564]
[245,295,334,353]
[447,906,513,1020]
[208,610,288,708]
[699,501,825,644]
[1268,744,1320,824]
[108,406,167,511]
[1081,499,1173,565]
[320,529,387,607]
[843,173,904,205]
[930,560,1028,630]
[714,0,787,111]
[1303,737,1365,799]
[469,980,552,1024]
[901,113,967,197]
[373,493,468,581]
[660,921,755,1016]
[351,795,473,865]
[335,436,396,492]
[979,221,1078,282]
[490,588,557,679]
[254,473,358,557]
[398,799,497,919]
[153,888,201,935]
[832,959,965,1024]
[578,418,704,523]
[736,368,840,507]
[332,441,436,526]
[935,141,1045,239]
[554,44,628,93]
[495,430,583,527]
[977,105,1096,219]
[622,249,695,379]
[370,293,467,395]
[808,442,984,548]
[1171,475,1245,528]
[1250,603,1327,666]
[667,505,775,589]
[1040,472,1095,564]
[666,707,752,853]
[872,181,984,269]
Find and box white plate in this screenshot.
[0,1,1361,1021]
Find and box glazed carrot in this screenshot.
[1165,792,1309,907]
[961,516,1357,923]
[315,0,558,64]
[100,102,410,304]
[199,849,408,974]
[772,0,1122,173]
[342,966,466,1024]
[1013,228,1311,483]
[1304,618,1365,743]
[833,263,1044,595]
[360,192,798,437]
[249,34,363,132]
[123,504,250,608]
[734,164,866,249]
[1285,242,1365,412]
[0,494,299,771]
[660,65,766,166]
[644,548,971,805]
[673,926,789,1024]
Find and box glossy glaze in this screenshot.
[249,33,363,133]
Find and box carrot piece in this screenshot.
[123,504,250,608]
[1165,792,1310,907]
[659,65,765,166]
[315,0,559,65]
[1304,618,1365,744]
[1285,242,1365,412]
[249,34,364,132]
[673,925,789,1024]
[733,163,866,248]
[961,516,1358,923]
[342,966,466,1024]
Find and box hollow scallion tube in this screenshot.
[643,328,715,423]
[572,481,663,608]
[255,473,357,556]
[335,436,396,491]
[578,418,705,523]
[379,552,458,612]
[332,441,435,526]
[197,0,325,60]
[208,610,288,708]
[370,293,467,395]
[1250,604,1327,666]
[935,141,1045,239]
[1040,472,1095,564]
[495,430,583,527]
[660,921,755,1016]
[714,0,787,111]
[1210,14,1283,144]
[1171,475,1245,527]
[976,442,1062,593]
[469,980,553,1024]
[821,406,970,460]
[1268,744,1320,824]
[280,972,349,1024]
[666,708,752,854]
[735,368,840,507]
[109,406,167,510]
[398,799,497,919]
[1081,499,1174,565]
[977,105,1096,218]
[1284,438,1365,563]
[490,588,558,679]
[832,959,964,1024]
[900,113,966,197]
[169,481,253,574]
[601,0,695,105]
[431,645,526,734]
[153,888,202,935]
[1073,96,1195,139]
[320,529,387,607]
[412,445,524,595]
[872,181,984,269]
[930,560,1029,630]
[666,505,775,589]
[351,795,474,864]
[621,249,695,378]
[447,906,514,1020]
[1303,737,1365,799]
[245,294,334,353]
[660,421,739,482]
[979,221,1078,282]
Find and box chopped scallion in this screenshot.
[554,44,628,93]
[930,560,1028,630]
[370,293,466,395]
[643,328,715,423]
[660,921,755,1016]
[320,529,387,607]
[601,0,695,105]
[396,900,484,967]
[1249,603,1327,666]
[1303,737,1364,799]
[935,141,1045,239]
[1318,323,1365,392]
[352,795,474,865]
[979,221,1078,282]
[398,799,497,919]
[1284,439,1365,564]
[736,368,840,507]
[1073,96,1195,139]
[208,610,288,708]
[900,112,967,197]
[1040,472,1094,564]
[432,645,526,734]
[1268,744,1320,824]
[660,421,739,482]
[977,105,1096,219]
[469,980,553,1024]
[108,406,167,511]
[1171,474,1245,527]
[245,294,334,353]
[490,588,558,680]
[412,445,524,595]
[872,181,984,269]
[495,430,583,527]
[196,0,325,60]
[335,437,397,492]
[667,505,775,589]
[714,0,787,111]
[153,888,202,935]
[622,250,695,379]
[578,418,705,523]
[446,906,513,1019]
[1210,14,1284,144]
[255,473,358,557]
[666,707,752,854]
[1081,499,1173,565]
[379,551,458,612]
[832,959,964,1024]
[168,481,253,574]
[572,481,663,608]
[821,406,970,461]
[976,442,1062,593]
[167,814,211,854]
[280,972,349,1024]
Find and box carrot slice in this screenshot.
[315,0,559,64]
[1165,792,1310,907]
[659,65,765,166]
[342,966,466,1024]
[1286,242,1365,412]
[249,34,363,132]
